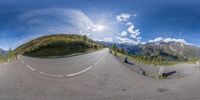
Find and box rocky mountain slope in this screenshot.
[99,41,200,63]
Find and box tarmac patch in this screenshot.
[157,88,169,93]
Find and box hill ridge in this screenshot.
[14,34,103,57]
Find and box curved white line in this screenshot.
[26,64,36,71]
[39,72,64,78]
[18,52,107,78]
[65,66,93,77]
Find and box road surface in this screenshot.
[0,48,200,100]
[18,49,107,77]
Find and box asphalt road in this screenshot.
[0,48,200,100]
[19,49,107,77]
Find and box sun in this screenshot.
[94,24,105,32]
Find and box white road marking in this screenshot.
[65,52,107,77]
[21,60,25,64]
[94,54,106,66]
[18,51,108,78]
[26,64,36,71]
[65,66,93,77]
[39,72,64,78]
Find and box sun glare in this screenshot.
[95,24,105,32]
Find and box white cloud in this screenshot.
[103,37,113,42]
[130,34,137,38]
[115,13,141,44]
[13,8,120,48]
[148,37,186,44]
[126,22,132,25]
[17,8,114,38]
[140,42,146,45]
[120,31,128,36]
[148,37,163,43]
[79,30,90,36]
[116,36,140,45]
[127,23,140,37]
[163,38,186,43]
[94,37,113,42]
[12,10,141,48]
[116,13,131,22]
[12,8,111,49]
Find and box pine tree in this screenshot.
[8,47,13,57]
[111,43,117,51]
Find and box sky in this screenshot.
[0,0,200,50]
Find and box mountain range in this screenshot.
[99,41,200,62]
[0,48,7,56]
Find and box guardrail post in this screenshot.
[196,61,200,67]
[114,52,117,56]
[124,56,128,63]
[159,66,165,79]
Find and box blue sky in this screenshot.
[0,0,200,50]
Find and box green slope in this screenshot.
[109,42,200,65]
[14,34,104,57]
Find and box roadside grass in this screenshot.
[110,49,197,66]
[186,57,200,64]
[0,58,4,63]
[0,51,17,64]
[0,55,7,64]
[132,56,179,66]
[110,50,173,79]
[109,43,200,66]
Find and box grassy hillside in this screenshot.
[131,54,180,65]
[0,56,4,63]
[14,34,104,57]
[111,48,180,66]
[0,49,14,63]
[110,43,200,66]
